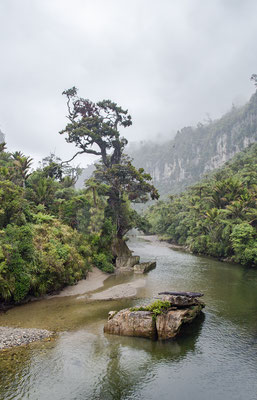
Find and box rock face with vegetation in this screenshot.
[104,294,204,340]
[129,91,257,196]
[0,129,4,144]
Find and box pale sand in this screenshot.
[48,267,145,301]
[48,267,109,298]
[88,279,145,301]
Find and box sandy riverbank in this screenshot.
[80,278,146,301]
[0,268,109,350]
[0,265,146,349]
[48,267,110,298]
[49,266,146,301]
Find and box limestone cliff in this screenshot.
[0,129,4,143]
[129,91,257,195]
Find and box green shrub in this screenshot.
[131,300,171,320]
[93,252,114,273]
[0,220,92,302]
[230,223,257,265]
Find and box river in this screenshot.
[0,236,257,400]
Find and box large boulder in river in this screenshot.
[104,309,157,339]
[104,295,205,341]
[133,261,156,274]
[156,304,203,339]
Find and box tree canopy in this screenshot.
[60,87,159,238]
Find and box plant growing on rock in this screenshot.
[131,300,171,320]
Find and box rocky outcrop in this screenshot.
[156,304,203,339]
[104,309,157,339]
[112,237,156,272]
[104,293,205,340]
[133,261,156,274]
[0,129,4,144]
[112,238,139,270]
[116,255,140,270]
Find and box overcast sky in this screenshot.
[0,0,256,167]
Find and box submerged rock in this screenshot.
[104,294,205,341]
[133,261,156,274]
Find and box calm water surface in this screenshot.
[0,237,257,400]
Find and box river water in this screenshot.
[0,237,257,400]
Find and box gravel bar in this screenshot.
[0,326,54,350]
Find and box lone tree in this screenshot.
[60,87,159,239]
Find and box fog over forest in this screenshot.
[0,0,257,167]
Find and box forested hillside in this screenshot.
[129,91,257,195]
[145,143,257,266]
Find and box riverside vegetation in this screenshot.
[145,143,257,267]
[1,80,256,305]
[0,89,158,305]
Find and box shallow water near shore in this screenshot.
[1,236,257,400]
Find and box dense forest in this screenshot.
[0,91,157,305]
[145,143,257,266]
[0,143,119,304]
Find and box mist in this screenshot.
[0,0,256,167]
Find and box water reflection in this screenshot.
[0,237,257,400]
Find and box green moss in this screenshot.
[130,300,171,320]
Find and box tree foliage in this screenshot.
[60,88,159,238]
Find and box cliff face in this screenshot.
[0,129,4,143]
[129,91,257,195]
